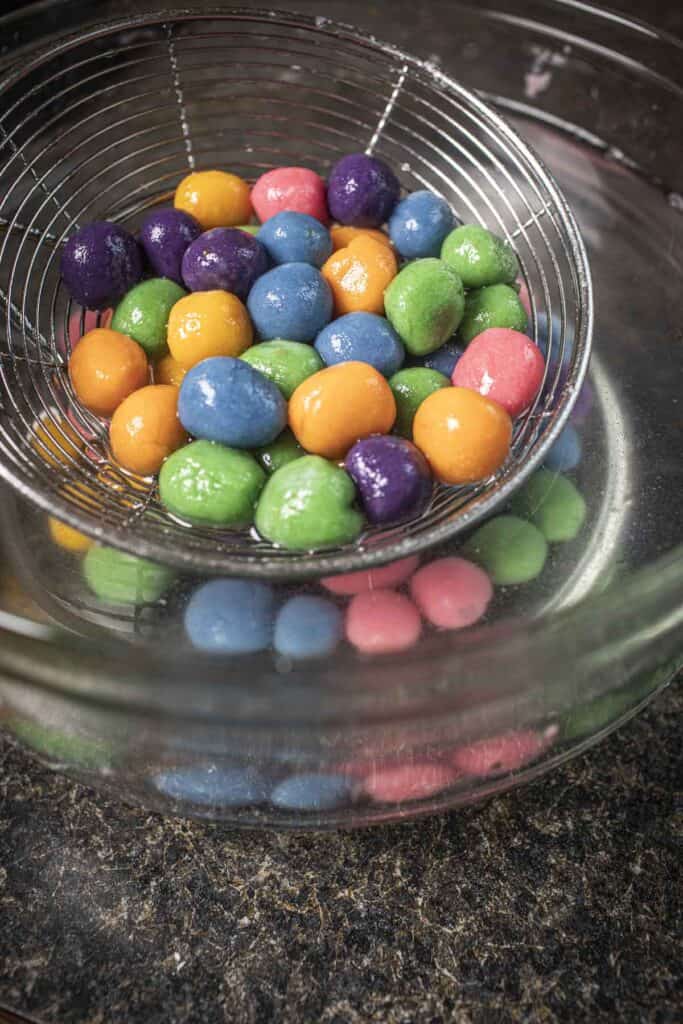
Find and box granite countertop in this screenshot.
[0,684,680,1023]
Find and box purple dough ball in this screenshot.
[139,208,202,284]
[345,435,432,526]
[327,153,401,228]
[181,227,269,300]
[60,221,142,310]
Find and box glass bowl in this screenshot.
[0,0,680,828]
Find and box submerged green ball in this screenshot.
[111,277,186,358]
[255,455,363,550]
[84,546,175,605]
[159,439,265,527]
[463,515,548,585]
[241,340,323,399]
[384,258,465,355]
[7,717,112,770]
[458,283,527,345]
[389,366,450,438]
[441,224,518,288]
[511,469,587,542]
[255,428,304,474]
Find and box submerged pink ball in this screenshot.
[517,279,532,318]
[346,589,421,653]
[362,761,459,803]
[322,555,419,596]
[450,729,553,778]
[251,167,329,224]
[410,557,492,629]
[452,327,545,418]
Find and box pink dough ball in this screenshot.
[322,555,419,595]
[251,167,329,224]
[346,589,422,654]
[450,729,551,778]
[361,761,460,803]
[410,557,492,629]
[452,327,545,418]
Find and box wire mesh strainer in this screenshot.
[0,7,592,579]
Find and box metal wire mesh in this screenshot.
[0,8,592,578]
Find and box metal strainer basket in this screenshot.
[0,7,592,578]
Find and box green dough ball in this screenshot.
[389,367,450,438]
[255,455,363,550]
[511,469,587,542]
[241,340,323,399]
[384,258,465,356]
[463,515,548,585]
[237,224,259,235]
[7,717,112,769]
[83,546,175,605]
[441,224,518,288]
[159,439,265,527]
[255,428,304,474]
[458,283,527,345]
[111,278,186,358]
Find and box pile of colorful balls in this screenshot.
[60,154,545,550]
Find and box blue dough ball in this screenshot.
[544,424,582,472]
[247,262,333,342]
[274,595,343,659]
[270,773,353,811]
[257,212,332,268]
[154,764,269,806]
[412,338,464,377]
[178,356,287,448]
[184,578,275,654]
[314,312,405,377]
[388,190,456,259]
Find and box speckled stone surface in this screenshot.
[0,684,680,1024]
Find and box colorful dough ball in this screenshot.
[361,761,457,804]
[412,338,464,377]
[139,208,202,285]
[83,546,174,605]
[154,766,268,808]
[160,439,265,527]
[413,386,512,484]
[384,258,465,355]
[257,211,332,268]
[240,340,323,399]
[251,166,328,223]
[345,435,432,526]
[60,221,143,310]
[451,730,548,777]
[389,367,449,439]
[174,169,252,230]
[321,235,397,316]
[452,327,546,417]
[178,356,287,448]
[388,190,456,259]
[463,515,548,585]
[48,517,93,553]
[543,425,582,472]
[345,590,422,654]
[236,224,259,236]
[167,290,252,369]
[314,312,404,377]
[247,263,333,343]
[181,227,269,299]
[410,557,493,629]
[321,555,419,595]
[270,773,353,811]
[289,362,396,460]
[330,225,392,252]
[255,428,303,474]
[154,353,186,388]
[274,594,343,659]
[32,411,84,468]
[111,278,186,358]
[327,153,400,227]
[458,283,527,345]
[255,455,363,550]
[441,223,518,289]
[184,578,275,654]
[109,384,187,476]
[69,328,148,417]
[510,468,587,542]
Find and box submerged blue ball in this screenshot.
[184,578,275,654]
[247,262,333,342]
[154,764,269,806]
[178,356,287,448]
[274,595,343,659]
[257,211,332,268]
[270,773,353,811]
[388,190,456,259]
[314,312,405,377]
[544,424,582,472]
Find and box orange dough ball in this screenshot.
[167,290,253,370]
[174,170,252,229]
[48,516,93,553]
[321,235,397,315]
[32,411,84,468]
[154,353,187,387]
[109,385,187,476]
[69,328,148,417]
[289,362,396,460]
[330,225,393,252]
[413,386,512,484]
